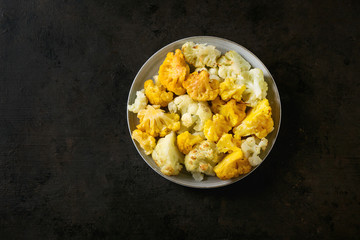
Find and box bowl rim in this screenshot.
[127,35,282,189]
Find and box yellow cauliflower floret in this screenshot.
[216,134,240,153]
[177,131,203,154]
[137,105,180,138]
[232,137,243,149]
[213,150,252,180]
[233,98,274,139]
[210,96,226,114]
[183,70,219,101]
[158,49,189,95]
[152,132,184,176]
[219,99,246,127]
[144,79,173,107]
[219,77,246,101]
[131,129,156,155]
[203,114,232,142]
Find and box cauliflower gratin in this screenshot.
[128,41,274,181]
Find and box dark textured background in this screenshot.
[0,0,359,239]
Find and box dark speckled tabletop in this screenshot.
[0,0,359,239]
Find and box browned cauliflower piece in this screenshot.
[184,140,223,180]
[183,70,219,101]
[181,41,221,68]
[158,49,190,95]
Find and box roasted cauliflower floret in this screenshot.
[236,68,268,107]
[137,105,180,137]
[192,102,213,131]
[168,95,212,131]
[128,89,148,113]
[217,50,251,79]
[219,77,246,101]
[183,70,219,101]
[177,131,204,154]
[168,94,195,115]
[216,134,240,153]
[213,150,252,180]
[203,114,232,142]
[131,129,156,155]
[180,112,196,128]
[208,67,221,81]
[219,99,246,127]
[234,98,274,139]
[152,132,184,175]
[241,136,268,167]
[182,41,221,68]
[144,79,173,107]
[184,140,222,180]
[158,49,190,95]
[210,96,226,114]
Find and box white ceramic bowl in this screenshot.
[127,36,281,188]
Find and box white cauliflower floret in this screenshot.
[152,132,184,175]
[194,102,213,131]
[182,41,221,68]
[194,67,221,82]
[184,140,223,181]
[168,94,193,113]
[241,136,268,167]
[194,67,207,72]
[208,67,222,81]
[128,89,148,113]
[217,50,251,79]
[168,95,196,129]
[237,68,268,107]
[191,172,204,181]
[168,95,212,131]
[180,113,195,128]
